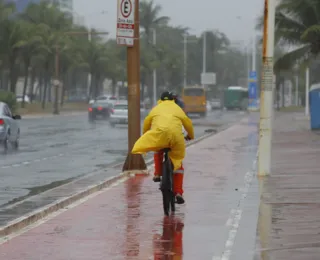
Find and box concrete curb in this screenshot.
[0,122,232,238]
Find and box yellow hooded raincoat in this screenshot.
[132,100,194,171]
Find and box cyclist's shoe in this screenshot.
[153,176,161,182]
[175,193,185,204]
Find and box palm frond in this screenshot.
[274,45,310,70]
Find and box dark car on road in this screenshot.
[0,102,21,152]
[88,100,113,121]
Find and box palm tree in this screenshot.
[139,0,169,42]
[257,0,320,70]
[21,2,72,108]
[15,22,46,107]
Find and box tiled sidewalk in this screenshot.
[255,112,320,260]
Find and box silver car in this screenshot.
[109,102,128,127]
[0,102,21,152]
[109,101,146,127]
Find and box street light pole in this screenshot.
[295,75,299,106]
[305,67,309,116]
[202,31,206,88]
[246,45,250,88]
[152,29,157,105]
[258,0,276,177]
[88,27,92,98]
[183,33,187,88]
[53,46,60,115]
[122,0,146,171]
[252,35,256,71]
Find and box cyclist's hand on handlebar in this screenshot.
[184,135,192,141]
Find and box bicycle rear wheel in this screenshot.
[162,189,171,216]
[161,155,175,216]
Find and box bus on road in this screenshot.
[182,86,206,117]
[224,86,248,110]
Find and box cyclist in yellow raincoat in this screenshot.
[132,91,194,204]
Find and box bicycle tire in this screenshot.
[162,189,170,216]
[161,152,175,216]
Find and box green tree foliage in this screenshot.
[0,0,249,113]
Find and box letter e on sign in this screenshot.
[121,0,132,18]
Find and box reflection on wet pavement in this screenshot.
[153,216,184,259]
[0,117,259,260]
[0,111,244,217]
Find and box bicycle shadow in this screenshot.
[153,215,184,259]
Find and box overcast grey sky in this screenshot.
[74,0,263,44]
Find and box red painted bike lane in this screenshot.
[0,118,258,260]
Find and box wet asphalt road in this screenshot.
[0,110,245,207]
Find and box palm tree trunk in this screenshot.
[42,70,49,109]
[141,75,146,102]
[42,80,47,109]
[38,71,44,102]
[21,62,30,108]
[9,60,17,94]
[111,78,116,96]
[60,72,67,107]
[29,68,36,103]
[53,81,59,114]
[89,72,95,99]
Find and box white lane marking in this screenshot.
[220,209,242,260]
[0,176,129,245]
[0,153,64,170]
[213,152,257,260]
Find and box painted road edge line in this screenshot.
[0,124,230,239]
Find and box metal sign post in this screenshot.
[120,0,146,171]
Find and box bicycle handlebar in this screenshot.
[184,135,192,141]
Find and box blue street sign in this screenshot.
[248,80,258,109]
[249,71,257,80]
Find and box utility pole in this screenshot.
[202,31,206,89]
[88,27,92,98]
[152,29,157,105]
[122,0,146,171]
[258,0,276,177]
[295,75,299,106]
[53,46,60,115]
[183,33,187,88]
[252,35,256,72]
[246,45,250,88]
[305,67,309,116]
